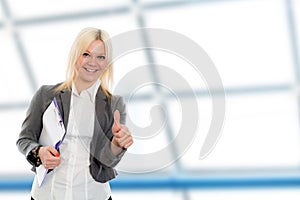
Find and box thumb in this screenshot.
[112,110,121,133]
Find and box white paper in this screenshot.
[36,98,65,187]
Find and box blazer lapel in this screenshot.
[95,87,113,139]
[57,89,71,129]
[55,86,113,140]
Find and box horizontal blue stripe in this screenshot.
[1,176,300,191]
[110,176,300,190]
[0,177,32,191]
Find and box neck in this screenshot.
[74,80,95,95]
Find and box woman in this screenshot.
[16,27,133,200]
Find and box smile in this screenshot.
[84,67,98,73]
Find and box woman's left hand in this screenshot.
[111,110,133,150]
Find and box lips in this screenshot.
[84,67,98,73]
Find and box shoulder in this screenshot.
[110,95,125,108]
[110,95,126,113]
[31,83,62,108]
[34,83,62,97]
[111,95,124,104]
[37,83,61,93]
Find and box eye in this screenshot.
[82,52,90,57]
[97,55,106,60]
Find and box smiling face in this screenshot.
[75,40,107,92]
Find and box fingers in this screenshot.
[111,109,133,149]
[112,125,133,149]
[39,146,61,169]
[116,135,134,149]
[48,146,60,157]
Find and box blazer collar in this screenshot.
[57,85,108,129]
[58,88,71,128]
[96,85,107,100]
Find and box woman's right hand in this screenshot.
[38,146,61,169]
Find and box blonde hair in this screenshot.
[56,27,113,98]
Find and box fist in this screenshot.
[112,110,133,149]
[38,146,61,169]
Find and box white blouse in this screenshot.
[31,80,111,200]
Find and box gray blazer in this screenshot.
[16,83,126,183]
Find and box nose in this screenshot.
[87,56,97,66]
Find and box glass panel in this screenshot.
[18,14,138,86]
[144,0,295,87]
[0,5,3,21]
[181,91,300,170]
[0,192,31,200]
[112,51,151,96]
[8,0,130,19]
[150,50,208,90]
[0,30,32,103]
[190,189,300,200]
[0,110,33,174]
[294,0,300,62]
[113,190,183,200]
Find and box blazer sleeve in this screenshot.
[16,85,53,167]
[89,95,128,183]
[98,95,127,168]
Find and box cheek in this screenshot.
[75,57,84,72]
[77,56,85,66]
[101,60,108,69]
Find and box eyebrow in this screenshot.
[84,50,106,55]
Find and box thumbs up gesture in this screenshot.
[111,110,133,153]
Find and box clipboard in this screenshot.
[36,97,65,187]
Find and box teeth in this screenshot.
[84,67,97,72]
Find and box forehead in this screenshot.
[86,40,105,54]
